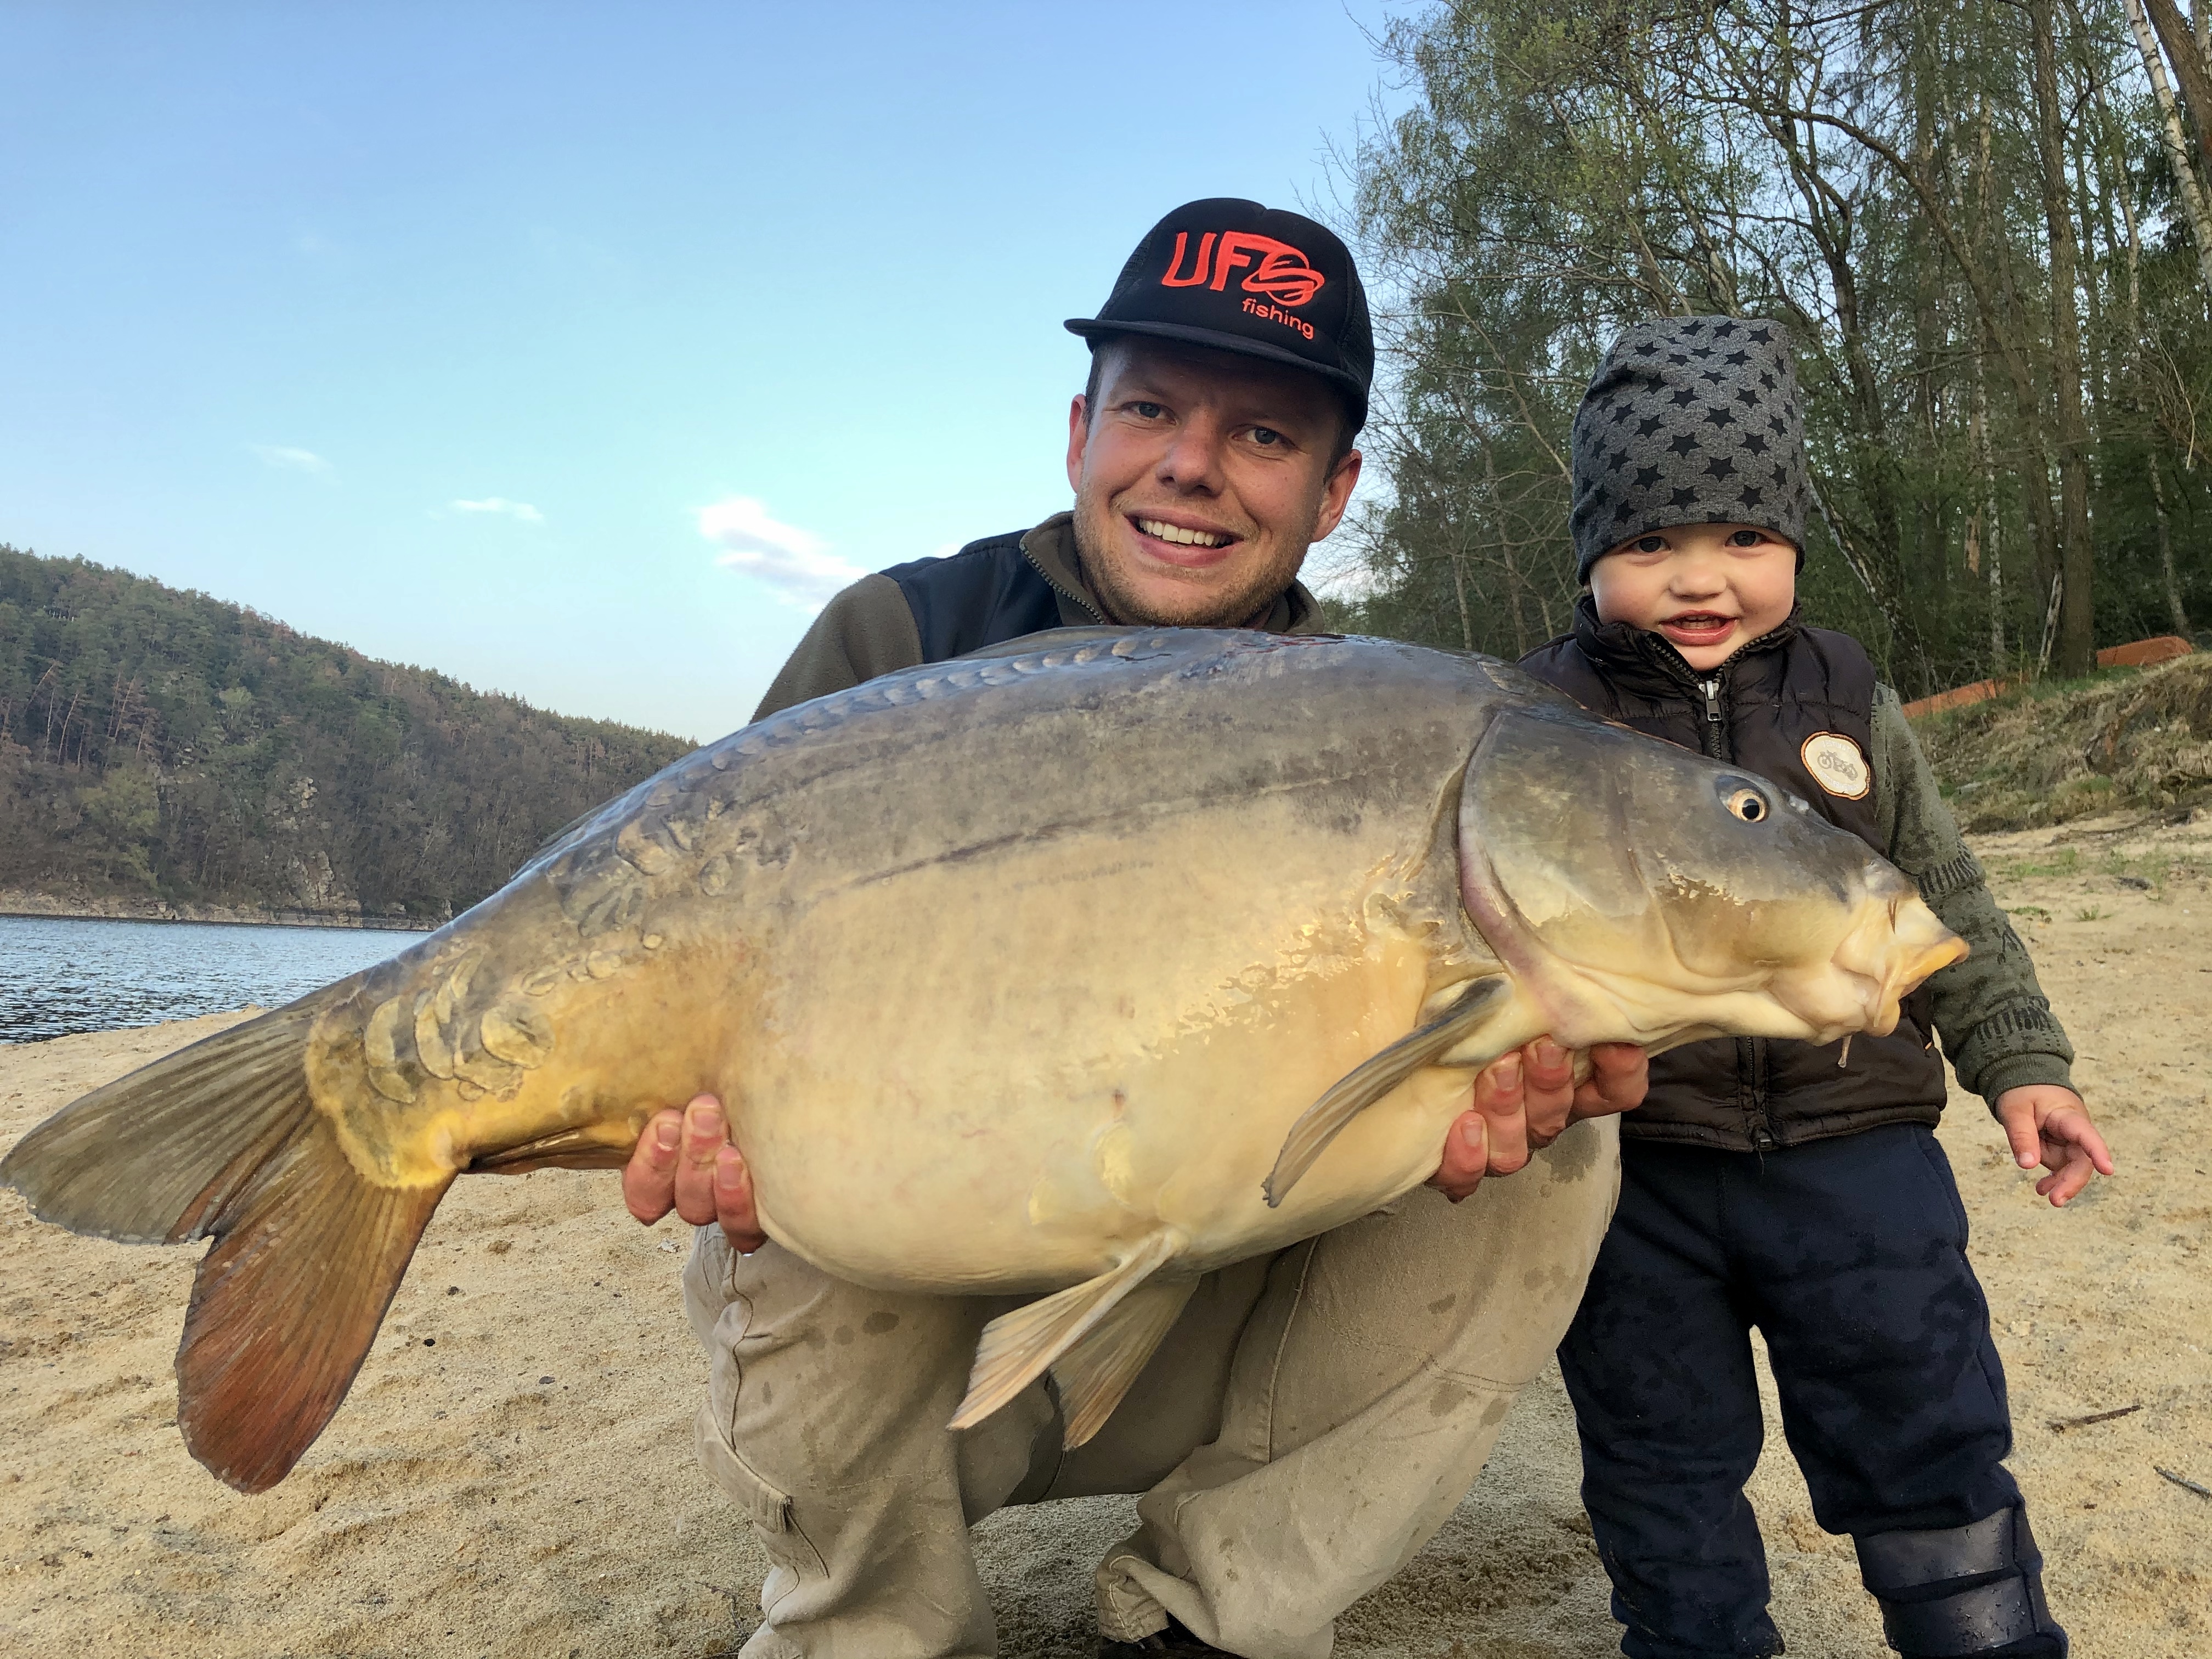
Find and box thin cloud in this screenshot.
[251,444,332,475]
[450,497,545,524]
[699,496,866,610]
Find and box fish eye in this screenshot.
[1726,787,1769,823]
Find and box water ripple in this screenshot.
[0,915,420,1042]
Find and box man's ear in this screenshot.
[1311,448,1363,541]
[1066,393,1090,494]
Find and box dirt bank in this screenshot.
[2,823,2205,1657]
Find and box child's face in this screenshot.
[1589,522,1797,670]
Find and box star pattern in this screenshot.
[1570,314,1808,572]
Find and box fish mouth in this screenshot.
[1787,891,1967,1041]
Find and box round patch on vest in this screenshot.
[1801,732,1870,800]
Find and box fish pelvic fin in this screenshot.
[1049,1275,1198,1448]
[948,1228,1184,1441]
[0,990,451,1493]
[1263,974,1513,1209]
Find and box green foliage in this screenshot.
[0,546,693,918]
[1334,0,2212,692]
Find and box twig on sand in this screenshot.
[2155,1466,2212,1500]
[2047,1402,2142,1432]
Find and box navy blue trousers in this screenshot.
[1558,1124,2022,1659]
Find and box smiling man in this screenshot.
[624,200,1646,1659]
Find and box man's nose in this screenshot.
[1155,414,1228,493]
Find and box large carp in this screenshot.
[2,629,1963,1493]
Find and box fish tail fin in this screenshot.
[949,1228,1183,1442]
[0,992,448,1492]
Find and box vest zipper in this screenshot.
[1699,677,1726,759]
[1694,670,1773,1144]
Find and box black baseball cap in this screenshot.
[1065,198,1373,432]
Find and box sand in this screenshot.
[2,819,2207,1658]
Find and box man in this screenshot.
[622,199,1646,1659]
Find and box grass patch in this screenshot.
[1916,655,2212,832]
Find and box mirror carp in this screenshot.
[1,628,1965,1491]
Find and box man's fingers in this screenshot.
[620,1107,685,1224]
[672,1093,732,1227]
[1472,1052,1531,1175]
[1427,1110,1487,1203]
[714,1145,768,1252]
[1520,1038,1575,1144]
[1572,1042,1650,1120]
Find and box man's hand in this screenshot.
[1995,1085,2113,1206]
[1428,1040,1647,1203]
[623,1093,765,1252]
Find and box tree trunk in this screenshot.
[2030,0,2098,676]
[2144,0,2212,175]
[2125,0,2212,292]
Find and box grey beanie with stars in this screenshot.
[1568,315,1810,582]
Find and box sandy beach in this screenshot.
[2,819,2206,1658]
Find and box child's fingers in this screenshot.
[2052,1109,2117,1176]
[1997,1099,2043,1170]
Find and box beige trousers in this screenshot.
[683,1116,1619,1659]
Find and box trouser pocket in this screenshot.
[693,1403,826,1615]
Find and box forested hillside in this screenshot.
[0,546,693,922]
[1333,0,2212,695]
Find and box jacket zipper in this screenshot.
[1699,677,1726,759]
[1020,545,1107,625]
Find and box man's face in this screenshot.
[1065,338,1361,628]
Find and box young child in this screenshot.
[1519,316,2114,1659]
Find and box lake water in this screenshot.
[0,915,421,1043]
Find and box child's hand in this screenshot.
[1994,1085,2114,1206]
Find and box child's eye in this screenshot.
[1728,529,1766,547]
[1634,535,1667,553]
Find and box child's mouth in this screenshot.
[1658,612,1739,647]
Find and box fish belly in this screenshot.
[727,796,1476,1295]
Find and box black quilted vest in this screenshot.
[879,531,1096,662]
[1520,599,1948,1151]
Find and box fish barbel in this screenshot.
[0,628,1964,1491]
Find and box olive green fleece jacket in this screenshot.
[1866,682,2076,1107]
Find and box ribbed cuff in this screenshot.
[1976,1053,2077,1112]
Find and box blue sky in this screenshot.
[1,3,1406,742]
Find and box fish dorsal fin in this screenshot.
[948,1228,1183,1437]
[1049,1276,1199,1448]
[1263,975,1513,1208]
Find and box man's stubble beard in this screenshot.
[1069,489,1312,629]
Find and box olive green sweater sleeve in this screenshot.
[1870,685,2075,1108]
[751,573,926,722]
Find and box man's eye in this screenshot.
[1251,427,1284,447]
[1129,401,1165,420]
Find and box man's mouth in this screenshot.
[1132,515,1239,551]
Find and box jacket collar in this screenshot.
[1568,592,1802,699]
[1020,510,1327,636]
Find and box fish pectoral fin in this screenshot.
[948,1227,1184,1437]
[1048,1275,1198,1449]
[468,1118,649,1174]
[1263,974,1514,1209]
